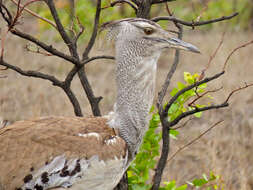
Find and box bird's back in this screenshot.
[0,116,127,190]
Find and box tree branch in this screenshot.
[164,71,225,116]
[151,0,175,5]
[105,0,137,12]
[10,0,57,29]
[45,0,78,58]
[0,58,62,86]
[11,29,79,64]
[151,12,239,27]
[82,0,101,60]
[167,120,224,162]
[157,25,182,113]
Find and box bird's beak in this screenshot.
[166,37,200,53]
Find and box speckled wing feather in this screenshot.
[0,116,127,190]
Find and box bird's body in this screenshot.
[0,18,199,189]
[0,116,126,190]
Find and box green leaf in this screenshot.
[176,184,188,190]
[194,111,202,118]
[170,88,178,96]
[170,129,179,139]
[192,178,208,186]
[153,114,160,122]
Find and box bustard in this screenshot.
[0,18,199,190]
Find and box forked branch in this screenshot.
[152,12,239,28]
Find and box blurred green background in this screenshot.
[32,0,252,41]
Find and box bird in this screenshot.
[0,18,199,190]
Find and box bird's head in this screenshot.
[101,18,200,54]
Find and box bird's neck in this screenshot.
[109,40,160,160]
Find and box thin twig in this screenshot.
[45,0,78,58]
[199,31,225,80]
[10,0,57,28]
[225,82,253,103]
[82,0,102,60]
[74,16,85,45]
[157,21,182,113]
[151,12,239,27]
[0,58,62,86]
[188,87,223,107]
[10,28,79,64]
[167,120,224,162]
[223,40,253,71]
[102,0,137,12]
[152,0,175,5]
[172,117,194,130]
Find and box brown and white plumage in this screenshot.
[0,116,127,189]
[0,18,199,190]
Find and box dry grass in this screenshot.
[0,21,253,189]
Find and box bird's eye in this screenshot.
[144,28,154,35]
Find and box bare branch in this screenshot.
[103,0,137,12]
[10,0,57,29]
[157,19,183,113]
[82,55,115,65]
[10,28,79,64]
[199,31,225,80]
[45,0,78,58]
[151,12,239,27]
[73,16,85,45]
[223,40,253,71]
[0,2,12,25]
[152,0,175,5]
[0,58,62,86]
[167,120,224,162]
[225,82,253,103]
[65,55,115,87]
[78,69,103,116]
[172,117,194,130]
[82,0,101,60]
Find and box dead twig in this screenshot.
[223,40,253,71]
[102,0,138,12]
[188,86,223,107]
[167,120,224,162]
[199,31,225,80]
[10,0,57,28]
[172,117,194,130]
[151,12,239,27]
[225,82,253,103]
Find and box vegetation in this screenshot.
[0,0,252,189]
